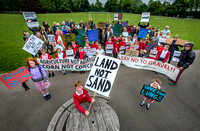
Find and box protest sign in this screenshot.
[78,28,86,36]
[47,35,56,45]
[88,30,99,42]
[114,14,118,20]
[122,21,128,27]
[173,51,181,62]
[140,84,166,102]
[85,55,121,97]
[133,45,139,50]
[149,50,158,58]
[141,12,150,22]
[97,22,106,29]
[37,57,96,71]
[118,12,123,20]
[119,54,180,81]
[165,38,187,46]
[113,24,122,36]
[138,28,149,38]
[23,12,39,27]
[76,34,85,45]
[146,43,156,50]
[106,44,114,55]
[66,50,74,58]
[119,46,126,54]
[0,66,32,89]
[22,35,44,56]
[125,49,139,57]
[125,41,132,49]
[84,48,93,57]
[62,34,76,43]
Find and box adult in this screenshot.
[106,27,113,40]
[42,21,50,32]
[168,35,179,63]
[47,28,54,35]
[149,28,155,37]
[28,25,41,35]
[65,19,70,27]
[163,26,170,35]
[169,42,195,86]
[79,20,84,28]
[151,32,158,44]
[99,28,107,49]
[52,22,57,34]
[70,19,75,28]
[61,22,68,31]
[156,31,164,42]
[138,22,149,29]
[88,18,93,29]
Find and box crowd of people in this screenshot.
[22,18,195,108]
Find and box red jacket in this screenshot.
[120,42,126,47]
[155,50,170,63]
[73,89,92,114]
[105,41,114,48]
[127,26,131,33]
[40,53,53,59]
[114,43,120,53]
[157,46,164,52]
[90,44,98,49]
[56,52,66,59]
[138,42,146,51]
[72,44,79,53]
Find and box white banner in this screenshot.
[23,12,39,27]
[37,56,96,71]
[141,12,150,22]
[173,51,181,62]
[22,35,44,56]
[119,54,180,81]
[85,55,121,97]
[47,35,56,45]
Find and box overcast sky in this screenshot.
[89,0,175,6]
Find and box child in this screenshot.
[73,80,95,116]
[148,46,158,59]
[113,40,120,58]
[27,57,51,100]
[54,39,65,53]
[66,45,75,59]
[157,42,164,52]
[155,45,170,63]
[90,41,99,49]
[128,43,135,49]
[105,37,114,56]
[56,48,67,75]
[138,39,146,51]
[125,36,132,49]
[75,45,87,74]
[96,44,105,55]
[40,49,55,78]
[140,78,161,109]
[71,41,79,54]
[138,50,147,58]
[119,37,126,54]
[84,42,93,57]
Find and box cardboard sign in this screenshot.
[140,84,166,102]
[118,12,123,20]
[0,66,32,89]
[76,34,85,45]
[165,38,188,46]
[88,30,99,42]
[125,49,139,57]
[66,50,74,58]
[141,12,150,22]
[37,57,96,71]
[113,24,122,36]
[138,28,148,38]
[114,14,118,20]
[61,34,76,43]
[85,55,121,97]
[119,54,180,81]
[122,21,128,27]
[149,50,158,58]
[47,35,56,45]
[97,22,106,29]
[173,51,181,62]
[133,45,139,50]
[23,12,39,27]
[22,35,44,56]
[77,28,86,36]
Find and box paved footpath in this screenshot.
[0,50,200,131]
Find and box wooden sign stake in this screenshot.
[87,92,96,112]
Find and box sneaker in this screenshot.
[44,95,48,101]
[82,71,85,74]
[140,101,145,106]
[52,72,55,77]
[47,94,51,99]
[169,82,176,86]
[48,73,51,78]
[80,72,82,74]
[146,104,150,110]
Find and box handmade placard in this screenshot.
[173,51,181,62]
[22,35,44,56]
[114,14,118,20]
[113,24,122,36]
[62,34,76,43]
[85,55,121,97]
[23,12,39,27]
[47,35,56,45]
[0,66,32,89]
[122,21,128,27]
[141,12,150,22]
[78,28,86,36]
[88,30,99,42]
[140,84,166,102]
[125,49,139,57]
[118,12,123,20]
[97,22,106,29]
[138,28,149,38]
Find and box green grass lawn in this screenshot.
[0,12,199,73]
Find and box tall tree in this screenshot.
[21,0,43,12]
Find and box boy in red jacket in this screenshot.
[73,80,95,116]
[155,45,170,63]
